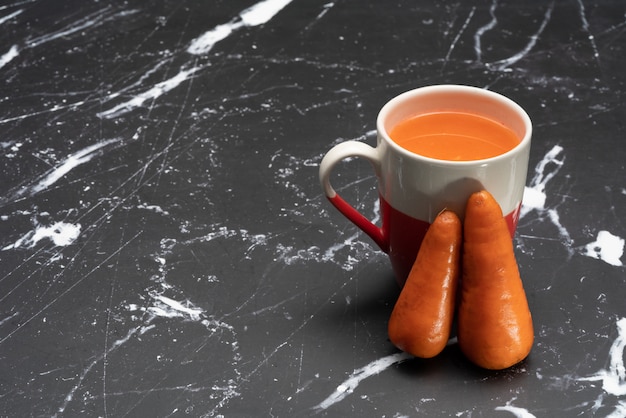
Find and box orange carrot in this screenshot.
[458,190,534,370]
[388,210,462,358]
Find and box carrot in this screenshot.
[458,190,534,370]
[388,209,462,358]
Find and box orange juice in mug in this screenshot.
[390,111,519,161]
[319,85,532,285]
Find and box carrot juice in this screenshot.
[389,111,519,161]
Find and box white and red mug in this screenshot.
[319,85,532,285]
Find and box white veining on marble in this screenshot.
[487,3,554,70]
[148,294,204,321]
[116,237,243,415]
[576,318,626,417]
[473,0,554,69]
[0,1,624,416]
[1,137,122,205]
[187,0,294,55]
[0,8,22,25]
[97,67,202,119]
[187,23,234,55]
[495,404,536,418]
[271,142,383,271]
[520,144,625,267]
[605,401,626,418]
[577,0,601,61]
[313,352,412,411]
[320,199,381,271]
[239,0,293,26]
[518,144,574,258]
[522,147,565,220]
[579,317,626,397]
[2,220,80,250]
[0,44,19,69]
[34,138,122,193]
[580,230,625,267]
[474,0,497,63]
[321,189,380,271]
[0,0,35,11]
[294,197,380,271]
[0,6,139,75]
[444,6,475,68]
[136,203,170,216]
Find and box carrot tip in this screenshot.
[436,209,460,223]
[469,190,489,205]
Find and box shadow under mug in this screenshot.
[319,85,532,285]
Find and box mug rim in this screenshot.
[376,84,533,166]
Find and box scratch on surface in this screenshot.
[239,278,357,392]
[102,279,116,418]
[0,244,57,303]
[0,98,89,125]
[0,311,19,327]
[47,238,239,415]
[187,0,294,55]
[0,232,142,346]
[129,245,242,417]
[247,292,302,317]
[27,6,139,48]
[52,325,141,418]
[87,384,214,399]
[312,352,412,412]
[303,2,336,32]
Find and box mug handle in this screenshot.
[319,141,389,253]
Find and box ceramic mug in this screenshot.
[319,85,532,285]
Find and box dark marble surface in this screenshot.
[1,0,626,416]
